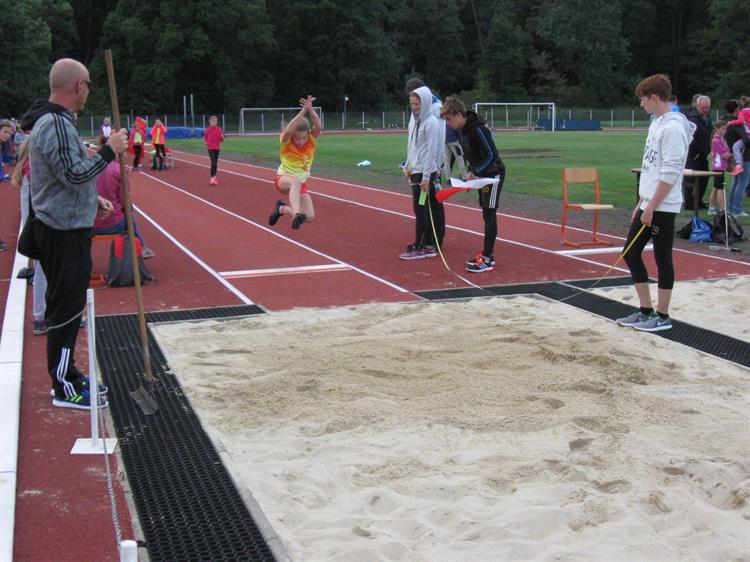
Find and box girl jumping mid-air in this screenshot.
[268,96,321,229]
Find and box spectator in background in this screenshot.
[683,94,712,210]
[12,138,48,334]
[0,120,10,250]
[99,116,112,139]
[203,115,224,185]
[669,95,680,112]
[128,116,146,171]
[93,137,155,258]
[150,118,168,171]
[708,120,730,215]
[20,57,128,410]
[0,119,13,181]
[725,97,750,216]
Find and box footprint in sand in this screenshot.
[543,398,565,410]
[569,438,594,451]
[573,416,630,434]
[596,479,630,494]
[643,491,672,513]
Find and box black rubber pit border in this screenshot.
[95,304,279,562]
[415,278,750,368]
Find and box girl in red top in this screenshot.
[203,115,224,185]
[150,119,168,171]
[128,116,147,171]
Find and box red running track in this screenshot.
[6,144,750,560]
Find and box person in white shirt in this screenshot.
[616,74,696,333]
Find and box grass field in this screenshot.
[170,130,749,224]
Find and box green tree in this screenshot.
[480,1,531,100]
[703,0,750,101]
[532,0,631,105]
[268,0,401,109]
[39,0,78,60]
[89,0,276,115]
[0,0,52,116]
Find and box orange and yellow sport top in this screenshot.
[277,132,317,181]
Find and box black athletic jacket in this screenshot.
[458,111,505,177]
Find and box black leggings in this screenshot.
[410,173,445,248]
[208,149,220,176]
[482,207,497,257]
[132,145,142,168]
[623,209,676,290]
[153,144,166,168]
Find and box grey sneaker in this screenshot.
[616,311,650,327]
[632,313,673,332]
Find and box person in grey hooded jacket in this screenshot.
[20,58,128,410]
[400,85,444,260]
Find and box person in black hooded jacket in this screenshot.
[440,96,505,273]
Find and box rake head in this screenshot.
[130,383,159,415]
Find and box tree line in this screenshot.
[2,0,747,118]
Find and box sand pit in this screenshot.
[152,287,750,562]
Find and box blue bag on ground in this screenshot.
[688,215,713,243]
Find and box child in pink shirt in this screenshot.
[203,115,224,185]
[708,120,731,214]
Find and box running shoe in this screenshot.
[466,254,496,267]
[52,390,108,411]
[466,255,495,273]
[632,313,673,332]
[269,200,285,226]
[0,240,6,252]
[421,245,437,258]
[142,247,156,259]
[16,267,34,279]
[707,208,716,216]
[291,213,307,229]
[399,244,425,260]
[615,311,651,327]
[32,320,47,335]
[730,165,743,176]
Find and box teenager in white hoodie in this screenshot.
[400,85,443,260]
[617,74,696,332]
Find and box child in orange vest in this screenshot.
[150,119,168,171]
[128,116,147,171]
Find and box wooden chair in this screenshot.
[561,168,614,247]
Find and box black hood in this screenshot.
[20,100,69,132]
[463,110,487,132]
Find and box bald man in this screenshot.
[20,58,128,411]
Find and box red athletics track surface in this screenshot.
[4,144,749,561]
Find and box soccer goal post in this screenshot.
[239,107,323,134]
[473,102,557,131]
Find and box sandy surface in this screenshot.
[591,275,750,343]
[152,287,750,562]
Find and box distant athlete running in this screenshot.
[268,95,321,229]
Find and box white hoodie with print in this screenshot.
[639,111,696,213]
[405,86,441,177]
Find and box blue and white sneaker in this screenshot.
[466,255,495,273]
[466,254,496,267]
[52,389,109,411]
[632,313,673,332]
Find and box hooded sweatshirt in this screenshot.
[639,111,696,213]
[405,86,440,177]
[21,100,115,230]
[459,111,505,177]
[407,91,444,173]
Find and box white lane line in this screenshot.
[557,245,653,256]
[165,158,631,274]
[133,205,254,305]
[139,173,411,294]
[170,149,750,268]
[221,264,350,279]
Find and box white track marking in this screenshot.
[161,159,631,274]
[139,174,411,293]
[558,245,653,256]
[170,149,750,268]
[133,205,254,305]
[220,264,351,279]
